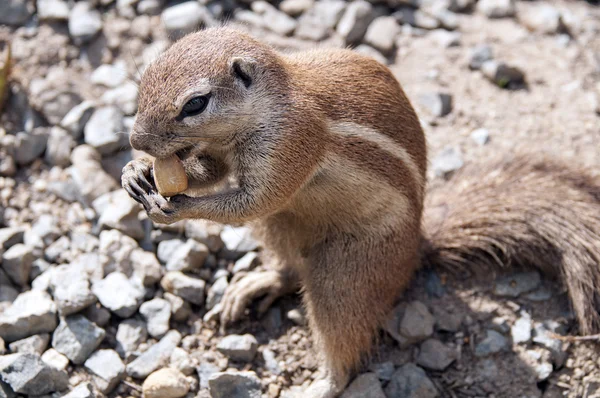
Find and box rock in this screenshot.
[532,322,567,367]
[162,2,209,39]
[206,276,228,311]
[385,363,438,398]
[130,249,162,286]
[140,298,171,338]
[0,156,16,177]
[61,382,95,398]
[41,348,69,371]
[49,264,97,316]
[83,349,125,393]
[394,8,440,30]
[481,60,526,89]
[232,252,259,274]
[341,373,385,398]
[511,315,532,344]
[25,214,61,249]
[97,229,138,275]
[101,84,139,115]
[336,0,373,44]
[157,239,186,264]
[364,16,401,54]
[0,0,32,25]
[115,318,147,358]
[69,2,103,44]
[216,334,258,362]
[0,228,24,250]
[84,106,127,155]
[432,147,463,178]
[60,101,95,139]
[475,330,509,357]
[52,315,105,365]
[469,44,494,70]
[430,29,461,48]
[8,334,50,355]
[170,347,195,375]
[476,0,515,19]
[416,339,456,371]
[221,226,259,254]
[433,308,462,332]
[399,301,435,342]
[0,353,69,395]
[160,272,206,305]
[262,348,281,375]
[70,145,120,206]
[470,128,490,145]
[45,127,76,168]
[1,243,35,286]
[279,0,313,17]
[91,63,127,88]
[520,5,563,34]
[14,129,49,166]
[185,220,224,252]
[142,368,190,398]
[368,362,395,382]
[37,0,70,20]
[208,371,262,398]
[92,272,145,318]
[197,362,221,389]
[0,290,57,343]
[493,271,541,297]
[165,239,209,272]
[95,189,144,239]
[126,330,182,378]
[525,287,552,302]
[164,293,191,322]
[251,1,297,36]
[295,0,346,41]
[418,92,453,117]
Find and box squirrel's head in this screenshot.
[130,27,289,158]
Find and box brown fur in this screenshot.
[122,26,600,397]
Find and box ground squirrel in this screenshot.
[122,27,600,397]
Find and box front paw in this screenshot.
[145,193,180,225]
[122,158,156,207]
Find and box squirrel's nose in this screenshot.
[129,129,149,152]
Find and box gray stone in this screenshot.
[216,334,258,362]
[91,63,127,88]
[336,0,373,44]
[394,8,440,30]
[115,318,147,358]
[8,334,50,355]
[341,373,385,398]
[92,272,145,318]
[433,308,462,332]
[185,220,224,252]
[368,362,395,382]
[418,92,453,117]
[49,264,97,316]
[481,60,526,89]
[142,367,190,398]
[197,362,221,389]
[0,353,68,395]
[101,84,139,115]
[84,106,127,155]
[170,347,196,376]
[0,0,32,25]
[399,301,435,342]
[41,348,69,371]
[520,5,563,34]
[232,252,259,274]
[430,29,461,48]
[0,290,57,342]
[61,382,95,398]
[525,287,552,302]
[262,348,281,376]
[475,330,509,357]
[470,128,490,145]
[44,235,71,263]
[130,249,162,287]
[469,44,494,70]
[0,380,13,398]
[60,101,95,139]
[490,316,510,334]
[432,147,463,178]
[157,239,186,264]
[160,272,206,305]
[0,156,16,178]
[52,315,105,365]
[37,0,70,21]
[70,145,120,206]
[0,286,18,306]
[279,0,313,17]
[295,0,346,41]
[29,69,82,125]
[84,349,125,393]
[126,330,181,378]
[137,0,162,15]
[24,214,60,249]
[0,228,25,250]
[2,243,35,286]
[206,276,229,311]
[416,339,456,371]
[162,2,209,39]
[14,130,49,166]
[251,1,297,36]
[96,189,144,240]
[364,16,401,54]
[69,2,103,44]
[532,322,567,367]
[165,239,209,272]
[221,226,259,253]
[476,0,515,19]
[511,315,532,344]
[385,363,438,398]
[140,298,171,338]
[493,271,541,297]
[208,371,262,398]
[534,361,553,381]
[163,292,191,322]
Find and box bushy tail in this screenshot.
[421,154,600,333]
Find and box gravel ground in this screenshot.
[0,0,600,397]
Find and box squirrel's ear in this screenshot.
[230,56,256,88]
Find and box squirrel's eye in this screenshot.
[179,95,209,119]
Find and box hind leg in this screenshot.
[302,233,418,397]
